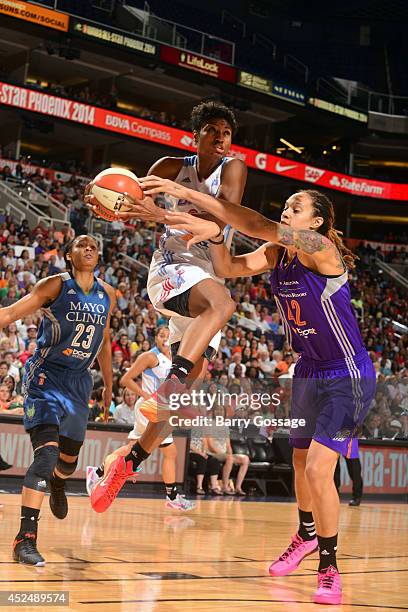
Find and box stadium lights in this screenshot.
[279,138,302,154]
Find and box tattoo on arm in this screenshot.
[278,227,331,254]
[277,226,345,269]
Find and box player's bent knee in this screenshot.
[304,460,329,485]
[56,456,78,477]
[59,436,83,457]
[24,444,60,492]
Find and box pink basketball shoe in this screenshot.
[313,565,342,605]
[269,533,318,577]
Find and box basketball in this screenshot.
[90,167,143,221]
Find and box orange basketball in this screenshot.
[90,167,143,222]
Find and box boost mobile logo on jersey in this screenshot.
[63,347,92,360]
[293,327,317,337]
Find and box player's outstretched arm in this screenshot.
[119,351,158,400]
[164,212,278,277]
[141,176,277,240]
[0,276,62,329]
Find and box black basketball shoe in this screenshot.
[13,533,45,566]
[49,478,68,519]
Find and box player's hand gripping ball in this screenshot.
[88,168,143,222]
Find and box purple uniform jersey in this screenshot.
[270,252,376,458]
[270,254,364,361]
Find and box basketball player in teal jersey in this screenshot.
[85,101,247,513]
[0,235,115,565]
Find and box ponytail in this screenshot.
[299,190,358,270]
[326,227,357,271]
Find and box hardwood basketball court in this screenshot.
[0,493,407,610]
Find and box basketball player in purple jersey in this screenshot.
[133,182,376,605]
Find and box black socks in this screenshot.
[165,483,178,500]
[50,472,66,488]
[96,465,104,478]
[317,534,338,571]
[168,355,194,383]
[298,508,316,541]
[19,506,40,538]
[125,442,150,472]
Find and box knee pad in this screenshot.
[56,456,78,477]
[24,445,59,492]
[59,436,83,457]
[29,424,59,451]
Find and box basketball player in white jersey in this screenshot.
[146,101,247,375]
[85,101,247,512]
[87,327,195,512]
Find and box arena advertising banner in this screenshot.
[339,445,408,495]
[0,423,187,483]
[160,45,237,83]
[71,19,158,58]
[238,70,306,106]
[1,81,408,200]
[0,0,69,32]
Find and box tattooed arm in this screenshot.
[160,192,344,274]
[277,226,345,273]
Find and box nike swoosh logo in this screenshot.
[275,162,297,172]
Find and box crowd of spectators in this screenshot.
[0,163,407,444]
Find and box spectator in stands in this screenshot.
[258,350,275,377]
[113,389,136,425]
[3,323,25,355]
[0,383,23,414]
[207,405,250,496]
[111,331,131,362]
[24,325,38,349]
[189,429,222,495]
[89,388,107,422]
[228,353,246,378]
[19,341,37,366]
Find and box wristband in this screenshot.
[208,230,224,244]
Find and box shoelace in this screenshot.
[320,568,336,589]
[279,537,302,561]
[22,538,41,557]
